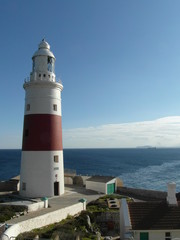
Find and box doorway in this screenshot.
[54,182,59,196]
[140,232,149,240]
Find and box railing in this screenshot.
[57,79,63,85]
[24,77,30,83]
[24,77,63,85]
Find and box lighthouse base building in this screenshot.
[20,40,64,198]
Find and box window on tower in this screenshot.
[53,104,57,111]
[26,104,30,111]
[25,129,29,137]
[54,155,59,163]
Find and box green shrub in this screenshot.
[0,205,27,222]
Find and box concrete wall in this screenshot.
[0,180,19,192]
[116,178,123,188]
[81,176,91,186]
[134,230,180,240]
[117,186,167,201]
[64,175,91,186]
[64,176,73,185]
[27,201,45,212]
[2,202,84,240]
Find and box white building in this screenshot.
[120,183,180,240]
[20,39,64,198]
[86,176,117,194]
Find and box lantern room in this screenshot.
[30,39,56,82]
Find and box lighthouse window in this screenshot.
[54,155,59,163]
[47,57,55,73]
[32,59,35,71]
[53,104,57,111]
[25,129,29,137]
[26,104,30,111]
[22,182,26,191]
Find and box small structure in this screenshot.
[107,198,120,209]
[86,176,117,194]
[120,183,180,240]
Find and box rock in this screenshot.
[34,235,39,239]
[76,235,80,240]
[96,231,101,240]
[86,215,93,232]
[53,234,59,240]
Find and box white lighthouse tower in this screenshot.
[20,39,64,198]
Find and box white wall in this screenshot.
[86,178,116,194]
[134,230,180,240]
[120,199,132,240]
[86,181,106,193]
[2,202,84,240]
[20,150,64,197]
[25,85,62,116]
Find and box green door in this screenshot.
[140,232,149,240]
[107,183,115,194]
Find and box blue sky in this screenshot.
[1,0,180,148]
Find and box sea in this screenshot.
[1,148,180,192]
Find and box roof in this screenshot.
[10,175,20,181]
[86,175,116,183]
[128,201,180,230]
[32,39,55,59]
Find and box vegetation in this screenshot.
[87,194,132,212]
[17,194,130,240]
[18,212,99,240]
[0,205,27,222]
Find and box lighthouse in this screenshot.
[20,39,64,198]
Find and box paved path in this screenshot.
[6,186,104,224]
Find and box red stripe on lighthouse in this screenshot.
[22,114,63,151]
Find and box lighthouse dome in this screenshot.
[39,39,50,49]
[32,39,55,59]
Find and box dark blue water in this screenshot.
[1,148,180,191]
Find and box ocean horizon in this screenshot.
[1,148,180,192]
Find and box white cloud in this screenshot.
[63,116,180,148]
